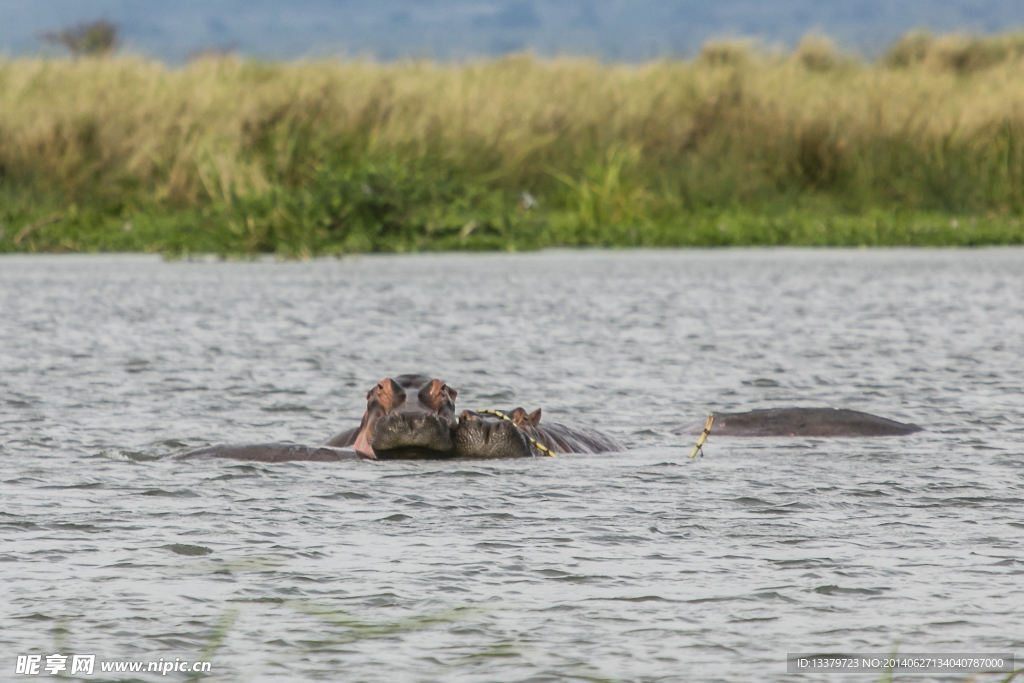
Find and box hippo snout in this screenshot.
[371,412,455,458]
[453,412,534,458]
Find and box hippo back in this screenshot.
[531,421,624,454]
[674,408,922,437]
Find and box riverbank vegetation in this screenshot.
[2,31,1024,255]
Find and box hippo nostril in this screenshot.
[398,412,427,427]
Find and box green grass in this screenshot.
[4,36,1024,255]
[2,189,1019,256]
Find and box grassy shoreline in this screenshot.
[3,33,1024,254]
[2,202,1020,256]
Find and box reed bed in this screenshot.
[2,32,1024,254]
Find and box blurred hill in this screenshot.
[2,0,1024,62]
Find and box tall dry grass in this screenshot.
[2,32,1024,252]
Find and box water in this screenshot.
[2,249,1022,682]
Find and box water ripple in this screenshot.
[1,250,1023,681]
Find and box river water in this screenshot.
[1,249,1022,682]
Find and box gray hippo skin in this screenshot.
[674,408,922,437]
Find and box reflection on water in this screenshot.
[1,249,1022,682]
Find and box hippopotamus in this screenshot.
[673,408,923,438]
[179,374,922,462]
[454,408,623,458]
[181,374,459,462]
[321,374,459,458]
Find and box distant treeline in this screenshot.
[2,31,1024,255]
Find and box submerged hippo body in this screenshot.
[178,443,361,462]
[674,407,922,438]
[505,407,624,455]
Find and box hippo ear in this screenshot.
[367,378,388,402]
[444,384,457,401]
[368,378,399,409]
[527,408,542,426]
[509,407,528,425]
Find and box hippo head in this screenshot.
[452,410,534,458]
[353,374,458,459]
